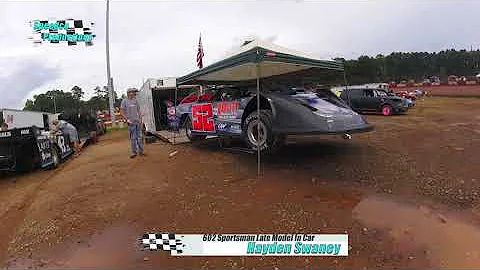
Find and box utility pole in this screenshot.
[106,0,116,127]
[53,95,56,114]
[48,93,57,113]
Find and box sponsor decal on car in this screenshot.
[216,123,241,134]
[230,124,242,133]
[216,102,240,120]
[0,132,12,138]
[218,102,240,115]
[217,123,228,131]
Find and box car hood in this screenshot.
[266,92,357,116]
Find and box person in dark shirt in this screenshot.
[86,113,98,143]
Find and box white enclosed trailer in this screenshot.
[1,109,59,130]
[137,78,200,137]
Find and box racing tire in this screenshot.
[184,117,207,141]
[381,104,393,116]
[50,147,60,169]
[243,110,275,153]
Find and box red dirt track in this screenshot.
[0,97,480,268]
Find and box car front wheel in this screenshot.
[243,110,275,153]
[382,104,393,116]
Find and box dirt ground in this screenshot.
[1,97,480,268]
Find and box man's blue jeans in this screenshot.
[128,122,144,155]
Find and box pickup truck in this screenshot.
[340,88,410,116]
[0,126,74,172]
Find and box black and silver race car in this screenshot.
[173,85,374,153]
[0,126,73,172]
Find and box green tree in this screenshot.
[24,99,35,111]
[343,48,480,85]
[23,89,78,114]
[71,85,84,100]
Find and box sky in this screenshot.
[0,0,479,109]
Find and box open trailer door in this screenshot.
[137,78,201,143]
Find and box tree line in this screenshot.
[23,85,125,115]
[22,49,480,114]
[336,49,480,85]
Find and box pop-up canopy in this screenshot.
[176,39,345,176]
[177,39,343,85]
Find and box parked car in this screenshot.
[173,86,374,153]
[340,88,410,116]
[0,126,74,172]
[413,89,426,97]
[396,90,417,101]
[404,98,415,108]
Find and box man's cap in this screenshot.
[127,88,139,93]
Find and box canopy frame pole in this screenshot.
[343,63,350,106]
[256,49,261,177]
[174,85,178,145]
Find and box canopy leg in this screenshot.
[256,63,261,178]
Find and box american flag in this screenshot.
[197,34,204,69]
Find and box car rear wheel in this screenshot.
[382,104,393,116]
[243,110,275,153]
[184,117,207,141]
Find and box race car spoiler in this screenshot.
[0,127,41,142]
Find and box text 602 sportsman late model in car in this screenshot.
[172,86,374,153]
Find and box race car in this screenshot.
[395,90,417,101]
[173,85,374,153]
[0,126,73,172]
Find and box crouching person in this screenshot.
[52,119,81,156]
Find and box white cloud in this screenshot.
[0,0,479,109]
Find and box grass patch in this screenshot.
[107,126,129,132]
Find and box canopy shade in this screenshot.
[177,39,343,85]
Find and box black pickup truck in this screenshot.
[340,88,410,116]
[0,126,74,172]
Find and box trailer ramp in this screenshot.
[151,129,217,145]
[150,129,254,155]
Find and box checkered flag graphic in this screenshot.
[29,19,96,46]
[141,233,184,255]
